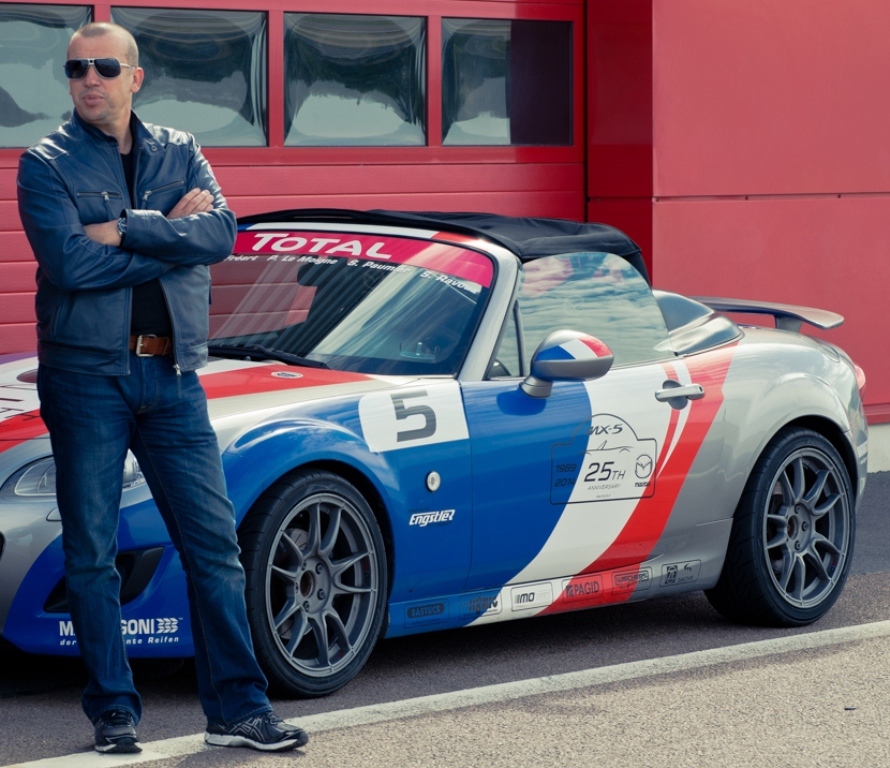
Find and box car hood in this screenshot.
[0,353,401,457]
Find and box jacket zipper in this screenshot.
[142,180,185,206]
[75,190,122,203]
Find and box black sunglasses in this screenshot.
[64,57,136,80]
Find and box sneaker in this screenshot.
[205,711,308,752]
[93,709,141,754]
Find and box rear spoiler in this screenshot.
[691,297,843,332]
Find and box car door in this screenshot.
[461,251,732,602]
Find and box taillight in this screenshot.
[854,364,866,395]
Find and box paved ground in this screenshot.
[3,473,888,768]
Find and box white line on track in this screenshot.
[10,619,890,768]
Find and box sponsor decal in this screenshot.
[271,371,303,379]
[561,575,604,603]
[239,233,396,259]
[661,560,701,587]
[234,230,494,288]
[634,454,654,479]
[510,584,553,612]
[459,592,502,619]
[409,509,455,527]
[551,414,658,504]
[359,384,469,452]
[58,617,181,647]
[404,600,449,626]
[611,568,653,594]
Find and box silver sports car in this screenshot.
[0,208,868,696]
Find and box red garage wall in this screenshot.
[589,0,890,422]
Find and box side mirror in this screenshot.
[521,330,614,398]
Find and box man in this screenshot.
[16,22,308,755]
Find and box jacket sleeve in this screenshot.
[122,139,237,267]
[17,150,173,292]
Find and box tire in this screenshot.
[705,427,855,627]
[239,469,388,697]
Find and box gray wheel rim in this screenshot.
[762,447,851,609]
[265,491,380,679]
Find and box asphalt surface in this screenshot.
[1,473,889,767]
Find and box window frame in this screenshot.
[0,0,584,166]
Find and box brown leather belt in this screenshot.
[129,334,173,357]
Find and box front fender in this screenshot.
[220,400,476,602]
[222,416,396,526]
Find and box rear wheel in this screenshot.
[706,427,855,626]
[239,469,387,696]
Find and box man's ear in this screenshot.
[131,67,144,94]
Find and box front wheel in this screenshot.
[706,427,855,627]
[239,469,388,697]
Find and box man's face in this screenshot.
[67,31,143,135]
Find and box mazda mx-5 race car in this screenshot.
[0,209,868,697]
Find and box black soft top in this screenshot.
[238,208,649,284]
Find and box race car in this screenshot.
[0,208,868,697]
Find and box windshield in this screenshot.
[209,228,495,375]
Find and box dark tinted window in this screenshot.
[442,18,572,146]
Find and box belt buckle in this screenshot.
[134,334,156,357]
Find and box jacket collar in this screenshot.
[70,109,161,153]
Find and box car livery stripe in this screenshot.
[540,345,736,614]
[0,411,46,451]
[198,363,370,400]
[0,361,372,455]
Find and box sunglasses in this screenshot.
[64,57,136,79]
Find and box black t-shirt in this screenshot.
[122,148,172,337]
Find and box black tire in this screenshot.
[239,469,388,697]
[705,427,855,627]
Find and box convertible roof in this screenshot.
[238,208,650,284]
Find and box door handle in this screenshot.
[655,382,705,409]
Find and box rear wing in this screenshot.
[692,297,843,333]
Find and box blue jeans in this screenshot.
[38,354,271,726]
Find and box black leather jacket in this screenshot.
[17,110,236,374]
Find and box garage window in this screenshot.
[442,18,572,146]
[0,4,90,148]
[284,13,426,146]
[112,7,268,147]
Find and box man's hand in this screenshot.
[167,188,214,219]
[83,220,121,246]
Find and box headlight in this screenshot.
[0,452,147,499]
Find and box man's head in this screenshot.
[67,23,143,140]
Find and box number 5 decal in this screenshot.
[359,384,469,453]
[393,391,437,442]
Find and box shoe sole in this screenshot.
[95,739,142,754]
[205,732,306,752]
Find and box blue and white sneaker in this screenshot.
[93,709,141,754]
[205,711,308,752]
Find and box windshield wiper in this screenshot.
[208,344,329,369]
